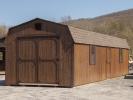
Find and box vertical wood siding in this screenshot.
[74,44,89,85]
[74,44,129,86]
[6,19,129,87]
[6,20,73,87]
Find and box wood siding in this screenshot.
[74,44,129,86]
[6,19,129,87]
[6,20,73,87]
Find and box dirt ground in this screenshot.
[0,75,133,100]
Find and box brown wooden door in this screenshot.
[17,37,59,84]
[17,39,36,83]
[38,38,58,84]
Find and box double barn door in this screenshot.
[16,37,59,84]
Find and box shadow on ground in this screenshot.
[124,73,133,79]
[0,80,5,86]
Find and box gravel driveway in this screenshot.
[0,75,133,100]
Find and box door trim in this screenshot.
[16,36,60,85]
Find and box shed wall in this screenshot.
[6,21,73,87]
[74,44,129,86]
[5,19,129,87]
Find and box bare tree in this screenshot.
[61,16,72,24]
[0,25,8,37]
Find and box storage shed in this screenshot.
[6,18,129,87]
[0,37,5,71]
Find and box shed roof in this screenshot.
[9,18,129,49]
[69,26,129,49]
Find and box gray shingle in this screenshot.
[68,26,129,49]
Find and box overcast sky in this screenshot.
[0,0,133,26]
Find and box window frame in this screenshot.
[0,51,4,61]
[35,23,42,31]
[106,48,111,64]
[119,49,124,63]
[89,45,96,65]
[0,48,5,65]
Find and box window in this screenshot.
[0,52,3,61]
[106,48,111,64]
[119,49,123,63]
[90,45,96,65]
[35,23,42,31]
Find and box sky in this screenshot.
[0,0,133,26]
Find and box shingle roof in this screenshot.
[68,26,129,49]
[8,18,129,49]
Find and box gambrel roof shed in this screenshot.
[6,18,129,87]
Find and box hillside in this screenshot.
[64,9,133,55]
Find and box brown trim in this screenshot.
[53,38,59,84]
[35,40,38,83]
[16,38,19,84]
[71,44,74,87]
[119,49,124,63]
[17,36,59,40]
[74,43,129,50]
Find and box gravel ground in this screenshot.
[0,75,133,100]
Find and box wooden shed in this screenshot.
[0,37,5,71]
[6,18,129,87]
